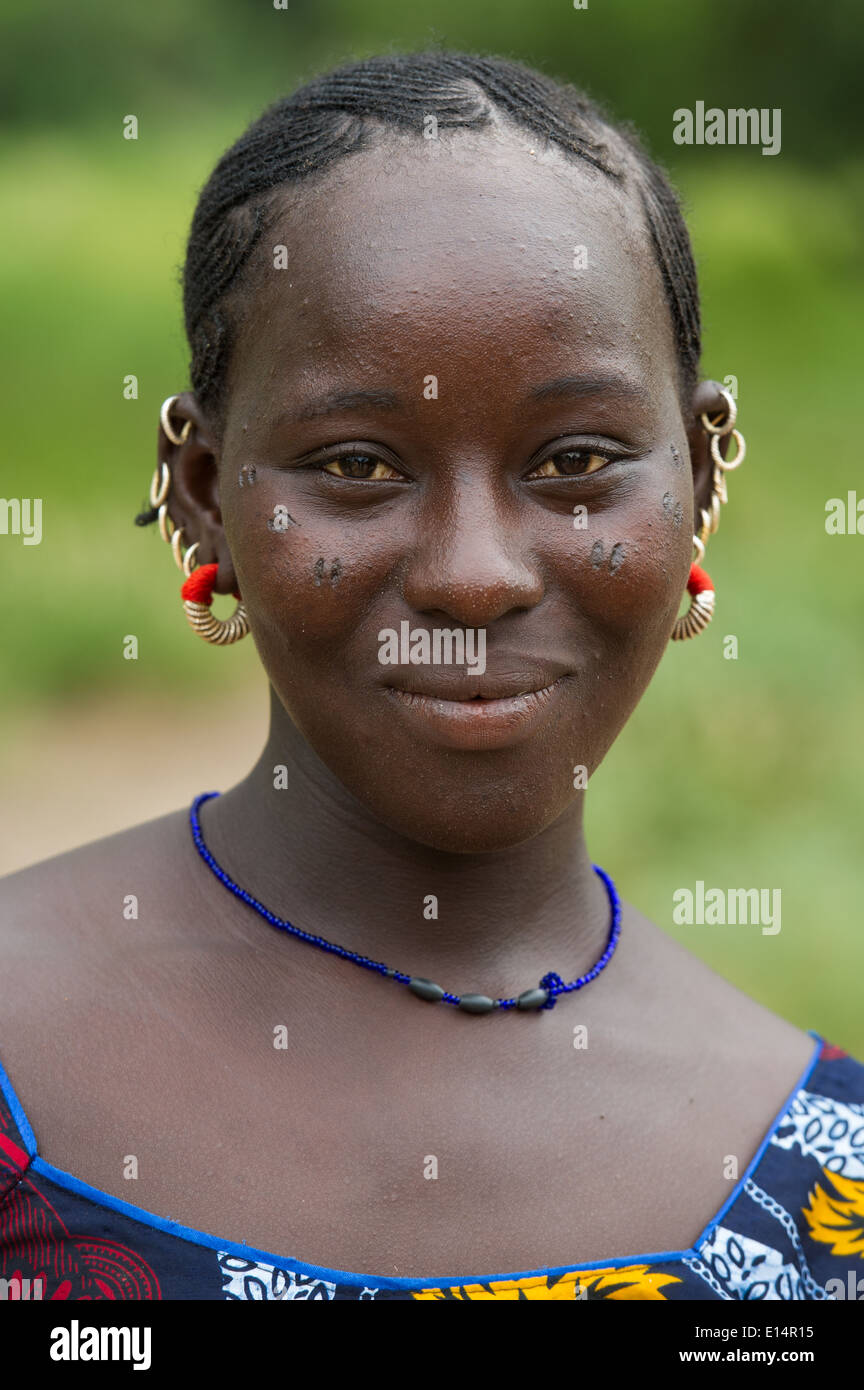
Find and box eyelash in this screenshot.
[525,444,622,480]
[305,441,625,483]
[313,452,404,482]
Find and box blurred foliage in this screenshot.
[2,0,863,167]
[0,0,862,1048]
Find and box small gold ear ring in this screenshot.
[170,530,200,576]
[701,387,737,435]
[689,504,716,566]
[150,463,173,542]
[700,386,746,471]
[155,396,193,541]
[171,523,188,571]
[181,541,200,577]
[149,461,169,509]
[160,394,192,447]
[711,429,746,470]
[158,504,174,545]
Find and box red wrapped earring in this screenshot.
[179,556,249,646]
[672,534,715,640]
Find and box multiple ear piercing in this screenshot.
[149,387,745,647]
[149,397,250,644]
[671,386,746,641]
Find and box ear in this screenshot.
[684,379,735,542]
[157,392,238,595]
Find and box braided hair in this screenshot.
[136,50,700,527]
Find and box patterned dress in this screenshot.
[1,1032,862,1301]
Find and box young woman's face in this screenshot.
[206,129,698,852]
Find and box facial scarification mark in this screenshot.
[662,491,674,516]
[590,539,604,569]
[313,557,342,586]
[609,542,625,573]
[670,443,684,469]
[673,500,684,527]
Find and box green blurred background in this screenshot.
[1,0,862,1049]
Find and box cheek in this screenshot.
[562,484,693,640]
[223,471,693,667]
[222,482,393,652]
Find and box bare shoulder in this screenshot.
[0,807,193,958]
[619,900,818,1082]
[0,807,198,1098]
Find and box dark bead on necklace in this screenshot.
[408,977,445,1002]
[458,994,496,1014]
[516,987,549,1011]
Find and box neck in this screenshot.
[196,688,615,996]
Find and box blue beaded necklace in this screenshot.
[189,790,622,1015]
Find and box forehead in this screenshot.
[226,126,676,412]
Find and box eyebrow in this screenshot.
[529,374,651,406]
[292,389,404,422]
[276,372,650,428]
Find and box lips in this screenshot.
[383,667,570,702]
[383,669,570,750]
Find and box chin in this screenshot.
[354,779,577,855]
[280,694,596,852]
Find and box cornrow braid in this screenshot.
[139,50,701,527]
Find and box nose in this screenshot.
[400,472,545,627]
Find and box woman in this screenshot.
[1,51,862,1302]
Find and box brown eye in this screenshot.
[529,450,612,479]
[322,454,402,480]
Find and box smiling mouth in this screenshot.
[384,669,569,702]
[391,683,560,705]
[383,678,567,750]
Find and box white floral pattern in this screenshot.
[770,1090,864,1177]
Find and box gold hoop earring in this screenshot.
[710,429,746,470]
[160,395,192,447]
[700,387,746,472]
[149,461,169,509]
